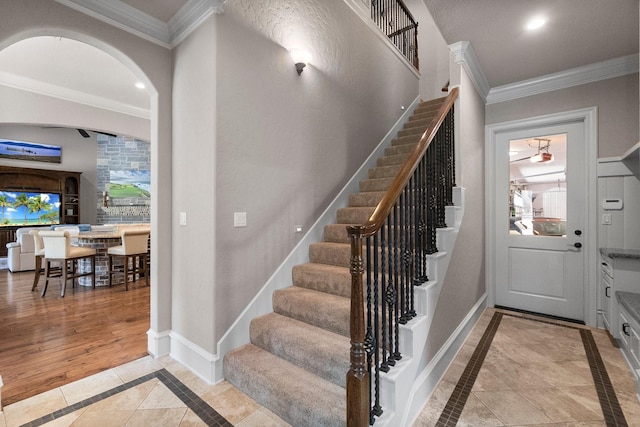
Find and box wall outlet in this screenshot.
[295,225,303,233]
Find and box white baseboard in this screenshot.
[402,293,488,427]
[169,331,219,384]
[147,328,171,357]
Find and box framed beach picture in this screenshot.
[0,138,62,163]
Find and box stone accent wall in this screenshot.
[96,134,151,224]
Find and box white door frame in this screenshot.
[485,107,598,326]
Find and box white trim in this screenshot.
[214,96,423,381]
[485,107,598,326]
[402,294,487,427]
[487,54,639,104]
[168,0,222,48]
[54,0,225,48]
[169,331,220,384]
[449,41,490,102]
[147,328,171,357]
[0,71,151,119]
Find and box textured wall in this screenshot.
[214,0,419,340]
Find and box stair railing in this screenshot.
[371,0,419,69]
[346,88,458,426]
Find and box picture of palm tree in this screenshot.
[0,191,61,226]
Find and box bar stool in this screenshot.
[29,229,45,291]
[108,229,150,290]
[39,230,96,297]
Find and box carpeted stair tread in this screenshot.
[385,143,418,157]
[377,153,411,167]
[250,312,350,387]
[223,343,345,427]
[336,206,375,224]
[368,164,402,179]
[323,223,354,243]
[391,134,422,147]
[273,286,350,336]
[292,262,351,297]
[359,177,395,192]
[309,241,353,267]
[348,191,386,207]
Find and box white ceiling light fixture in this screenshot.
[526,16,547,31]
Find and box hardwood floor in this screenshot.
[0,265,149,406]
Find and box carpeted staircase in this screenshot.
[223,97,447,427]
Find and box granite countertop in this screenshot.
[600,248,640,260]
[616,291,640,323]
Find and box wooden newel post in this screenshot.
[346,225,369,427]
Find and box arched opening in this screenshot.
[0,34,161,405]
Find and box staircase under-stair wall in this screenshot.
[223,96,479,427]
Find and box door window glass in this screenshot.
[509,134,567,236]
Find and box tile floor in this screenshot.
[414,308,640,426]
[3,307,640,426]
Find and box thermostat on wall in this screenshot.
[602,198,623,210]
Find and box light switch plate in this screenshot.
[234,212,247,227]
[179,212,187,226]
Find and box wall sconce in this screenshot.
[289,48,312,75]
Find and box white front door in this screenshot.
[493,120,587,322]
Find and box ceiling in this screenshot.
[423,0,638,88]
[0,0,637,124]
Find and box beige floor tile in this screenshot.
[235,407,292,426]
[206,385,261,424]
[60,369,124,405]
[515,387,603,422]
[138,382,187,410]
[69,409,135,426]
[85,379,159,412]
[113,356,163,383]
[526,360,594,387]
[124,408,188,427]
[456,393,505,426]
[41,409,85,427]
[473,389,554,425]
[3,388,68,427]
[178,408,208,426]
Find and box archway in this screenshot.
[0,32,165,403]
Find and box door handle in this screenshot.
[573,242,582,249]
[575,230,582,236]
[622,323,631,336]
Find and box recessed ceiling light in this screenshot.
[135,82,145,89]
[526,16,547,30]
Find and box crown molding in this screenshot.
[169,0,225,47]
[54,0,225,49]
[0,71,151,119]
[449,41,490,102]
[487,54,640,104]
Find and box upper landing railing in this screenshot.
[371,0,419,70]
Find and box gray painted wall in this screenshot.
[486,74,639,158]
[426,67,487,358]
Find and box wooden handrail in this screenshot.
[346,88,458,426]
[361,87,458,238]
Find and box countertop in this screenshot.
[600,248,640,260]
[616,291,640,323]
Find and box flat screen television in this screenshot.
[0,190,61,227]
